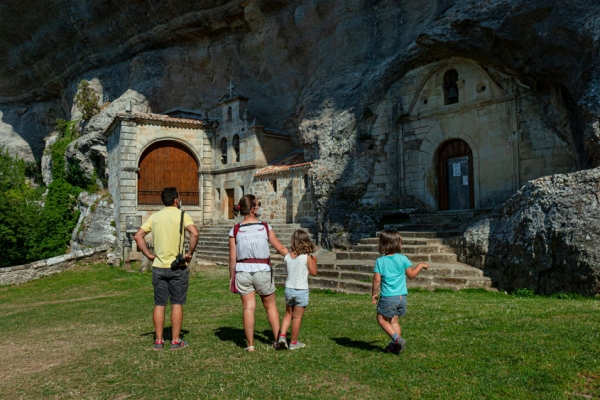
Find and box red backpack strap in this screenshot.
[234,222,269,242]
[233,223,241,242]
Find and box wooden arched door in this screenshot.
[138,141,199,205]
[437,139,474,210]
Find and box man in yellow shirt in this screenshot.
[134,187,199,350]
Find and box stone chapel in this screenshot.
[360,57,576,211]
[104,83,315,245]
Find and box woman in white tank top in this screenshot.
[228,194,289,352]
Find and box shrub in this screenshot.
[52,119,96,191]
[28,178,81,261]
[27,120,85,261]
[74,80,100,121]
[0,147,42,267]
[24,158,43,185]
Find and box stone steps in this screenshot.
[382,211,491,235]
[352,243,454,253]
[195,223,494,293]
[335,251,458,263]
[195,222,316,265]
[274,259,492,293]
[357,237,445,246]
[303,229,494,293]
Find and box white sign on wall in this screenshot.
[453,163,461,176]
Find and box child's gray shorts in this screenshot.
[377,295,407,318]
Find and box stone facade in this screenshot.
[253,152,314,224]
[104,87,314,248]
[104,113,210,245]
[208,90,298,223]
[362,58,577,211]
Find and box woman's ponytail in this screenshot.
[234,194,256,217]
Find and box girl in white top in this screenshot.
[277,230,318,350]
[228,194,289,352]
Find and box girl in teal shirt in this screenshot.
[371,230,429,354]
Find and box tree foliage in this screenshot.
[27,179,80,261]
[0,147,41,267]
[0,117,104,267]
[27,120,84,260]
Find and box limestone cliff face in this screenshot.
[1,0,599,165]
[455,168,600,295]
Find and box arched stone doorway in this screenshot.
[138,141,199,205]
[437,139,474,210]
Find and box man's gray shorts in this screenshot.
[235,270,275,296]
[152,267,189,306]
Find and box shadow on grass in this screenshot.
[332,337,381,351]
[214,327,274,348]
[140,327,191,341]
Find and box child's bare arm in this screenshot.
[371,273,381,304]
[268,229,289,256]
[406,262,430,279]
[308,255,318,276]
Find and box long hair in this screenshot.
[234,194,256,217]
[378,230,403,255]
[290,229,316,255]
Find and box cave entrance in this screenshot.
[437,139,474,210]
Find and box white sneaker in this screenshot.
[277,336,288,350]
[289,341,305,350]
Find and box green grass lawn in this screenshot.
[0,263,598,399]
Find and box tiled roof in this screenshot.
[112,112,206,126]
[255,151,312,177]
[130,112,206,125]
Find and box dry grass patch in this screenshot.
[0,324,115,391]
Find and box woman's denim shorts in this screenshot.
[377,295,407,318]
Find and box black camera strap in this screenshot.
[177,211,184,255]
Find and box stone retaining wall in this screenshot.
[0,245,109,286]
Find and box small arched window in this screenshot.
[227,106,233,122]
[233,135,240,162]
[443,69,459,105]
[220,137,227,165]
